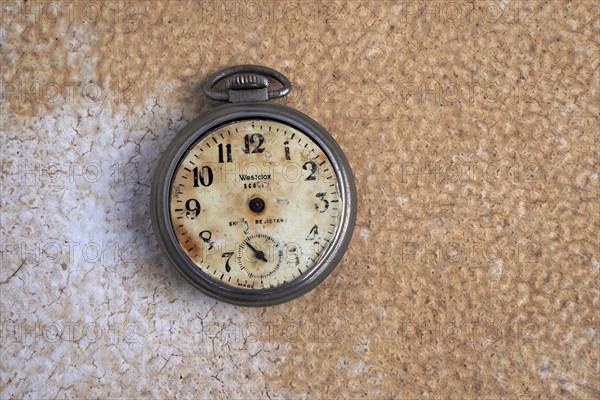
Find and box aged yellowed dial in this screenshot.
[169,119,341,289]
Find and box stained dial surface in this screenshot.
[169,119,341,289]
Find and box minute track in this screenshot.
[169,118,342,290]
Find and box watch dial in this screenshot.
[169,119,342,289]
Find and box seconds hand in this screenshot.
[246,242,268,262]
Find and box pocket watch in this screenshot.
[151,65,357,306]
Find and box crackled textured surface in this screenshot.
[1,1,598,398]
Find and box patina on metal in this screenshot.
[151,65,356,306]
[203,64,292,103]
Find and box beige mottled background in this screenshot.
[1,1,599,398]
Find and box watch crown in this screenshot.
[225,74,269,90]
[203,65,291,103]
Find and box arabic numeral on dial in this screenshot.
[193,166,213,187]
[199,230,214,250]
[315,192,329,213]
[218,143,232,163]
[303,161,317,181]
[185,199,201,219]
[243,133,265,154]
[222,252,234,272]
[306,224,319,240]
[285,243,300,266]
[284,141,291,160]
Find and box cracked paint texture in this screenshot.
[1,1,599,398]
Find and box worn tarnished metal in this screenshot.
[152,66,356,306]
[203,64,291,103]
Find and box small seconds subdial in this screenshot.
[237,234,283,281]
[169,119,342,290]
